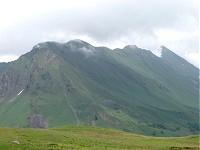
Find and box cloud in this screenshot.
[79,47,94,54]
[65,40,97,57]
[0,55,19,63]
[185,52,199,67]
[0,0,198,67]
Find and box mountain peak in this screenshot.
[66,39,92,46]
[123,45,138,50]
[161,46,184,61]
[68,39,85,43]
[161,46,174,56]
[161,46,198,78]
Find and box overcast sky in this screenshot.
[0,0,199,67]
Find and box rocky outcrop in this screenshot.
[0,70,18,101]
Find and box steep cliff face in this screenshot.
[0,44,61,100]
[0,71,11,100]
[0,40,199,136]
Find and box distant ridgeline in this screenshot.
[0,40,199,136]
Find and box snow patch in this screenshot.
[17,89,24,96]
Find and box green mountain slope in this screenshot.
[0,63,8,76]
[0,126,199,150]
[0,40,199,136]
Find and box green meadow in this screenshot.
[0,126,199,150]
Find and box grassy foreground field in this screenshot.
[0,126,199,150]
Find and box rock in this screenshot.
[12,140,19,144]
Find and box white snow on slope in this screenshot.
[17,89,24,95]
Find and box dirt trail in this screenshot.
[69,103,80,126]
[64,94,80,126]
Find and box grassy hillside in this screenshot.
[0,126,199,150]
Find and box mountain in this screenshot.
[0,40,199,136]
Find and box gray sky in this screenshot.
[0,0,199,67]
